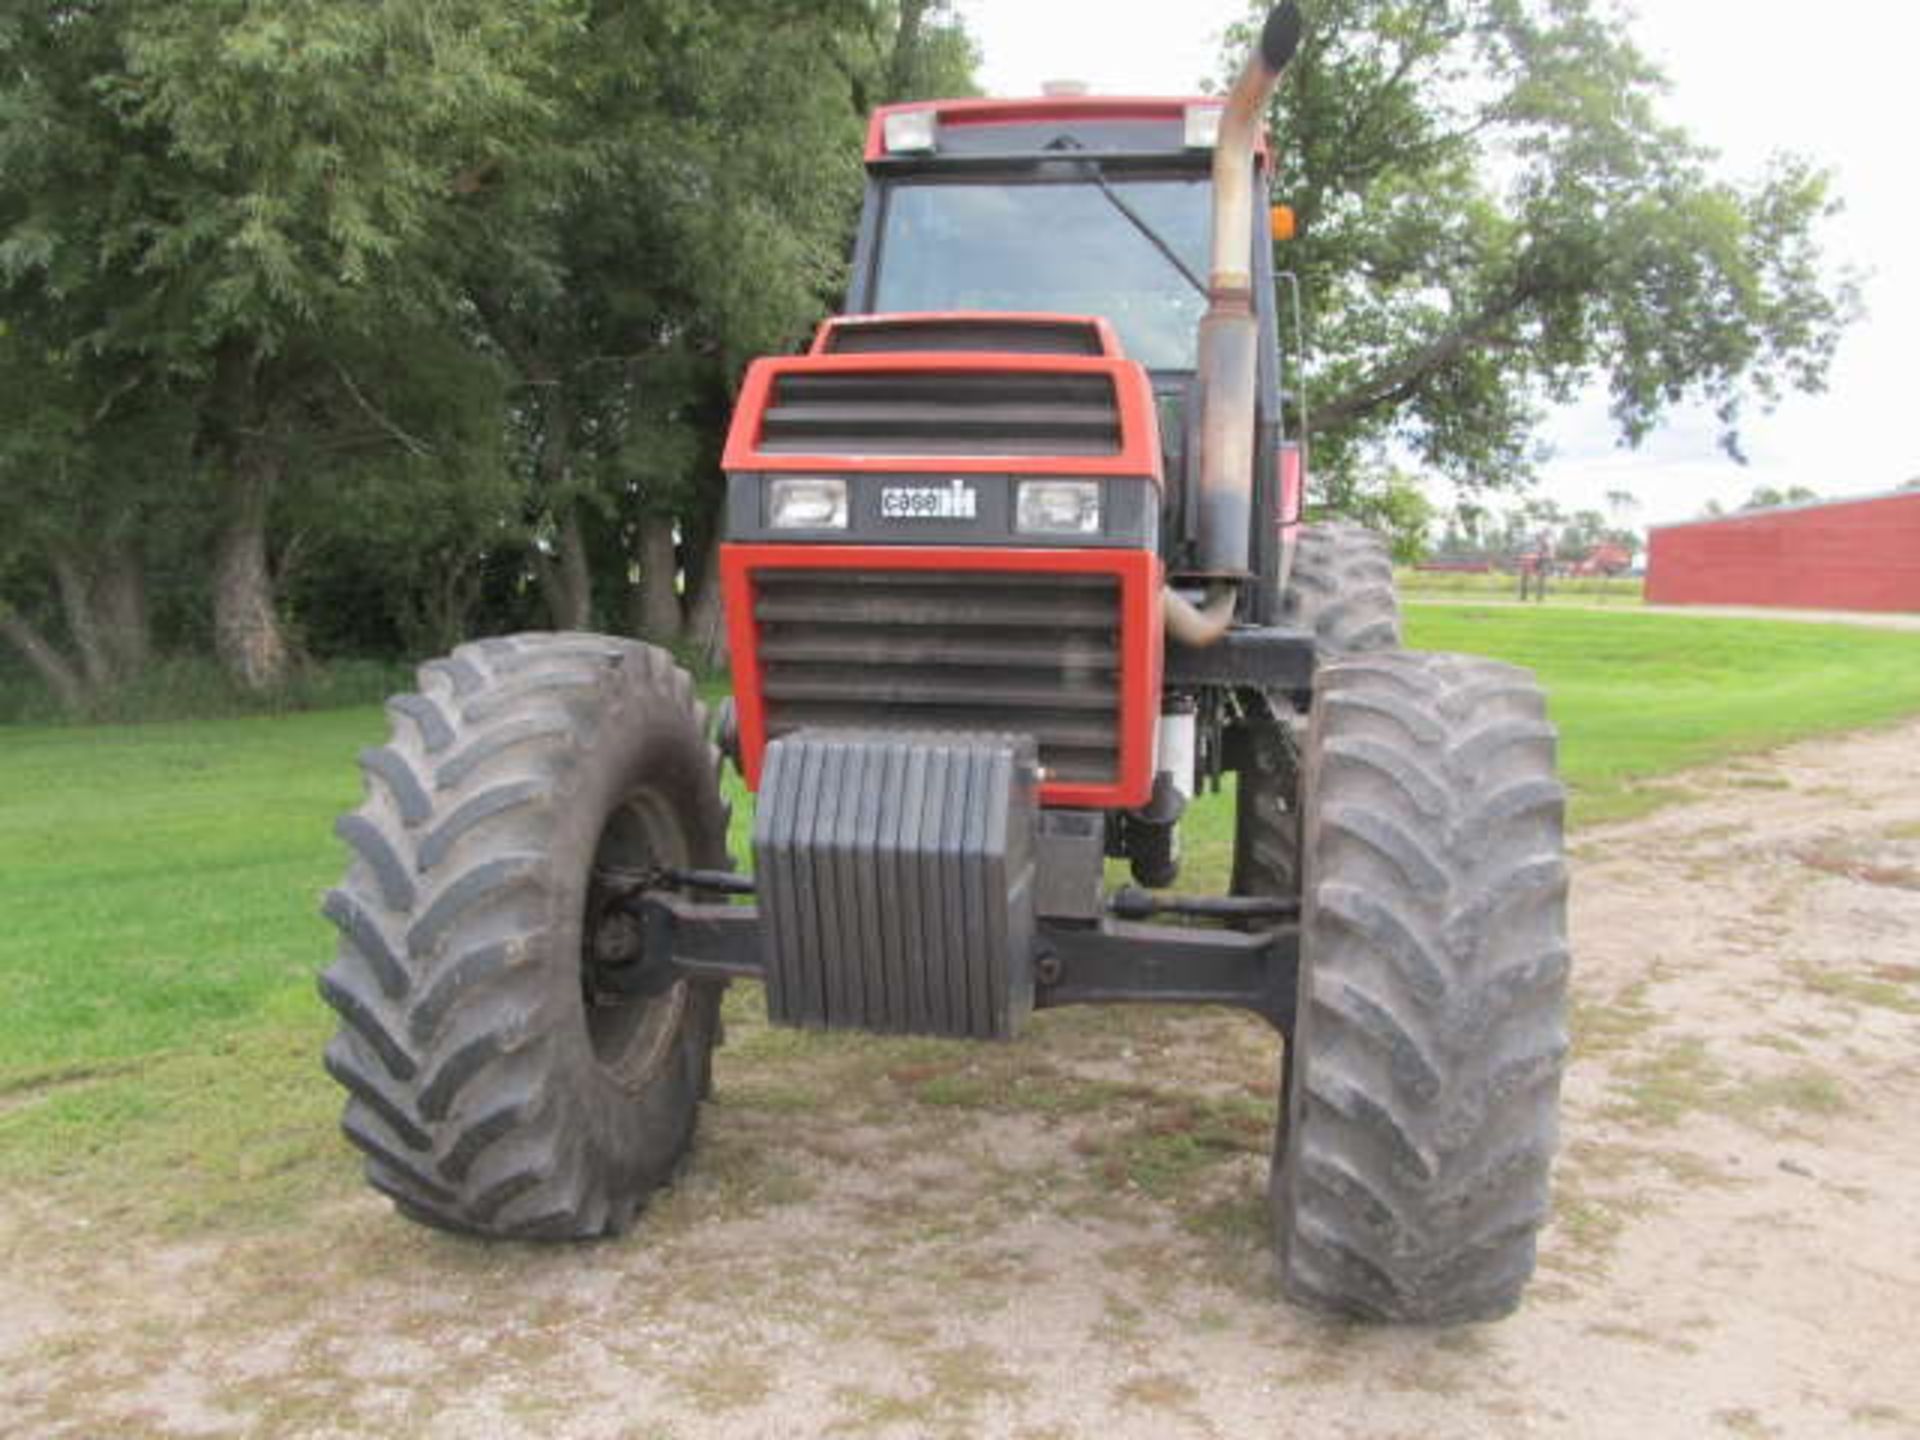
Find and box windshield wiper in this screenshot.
[1047,139,1209,299]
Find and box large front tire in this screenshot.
[1272,651,1571,1323]
[319,633,728,1239]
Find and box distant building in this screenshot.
[1646,488,1920,613]
[1573,542,1635,578]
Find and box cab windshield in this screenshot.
[871,177,1211,371]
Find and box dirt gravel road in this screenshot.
[4,722,1919,1439]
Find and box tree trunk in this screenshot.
[95,539,152,679]
[401,551,483,658]
[205,341,292,693]
[428,560,482,656]
[538,501,594,631]
[213,442,292,692]
[636,520,683,643]
[888,0,932,102]
[49,547,115,690]
[0,603,90,713]
[529,384,594,631]
[684,531,729,671]
[47,539,151,688]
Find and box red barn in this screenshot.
[1646,488,1920,613]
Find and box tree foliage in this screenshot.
[1431,494,1639,566]
[0,0,975,708]
[1740,484,1819,511]
[449,0,917,641]
[1240,0,1860,500]
[1,0,575,693]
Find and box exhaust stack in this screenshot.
[1167,2,1302,646]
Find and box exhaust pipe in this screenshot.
[1163,584,1239,647]
[1167,1,1303,647]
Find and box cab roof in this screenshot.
[864,96,1272,167]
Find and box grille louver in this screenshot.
[823,318,1105,357]
[758,371,1122,457]
[751,570,1123,785]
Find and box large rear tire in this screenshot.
[1271,651,1570,1323]
[1233,518,1402,901]
[319,633,728,1239]
[1278,519,1401,655]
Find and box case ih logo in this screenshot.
[881,479,978,520]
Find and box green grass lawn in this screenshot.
[1410,605,1920,822]
[2,605,1917,1232]
[0,712,372,1079]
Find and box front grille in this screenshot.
[751,569,1122,785]
[758,371,1121,457]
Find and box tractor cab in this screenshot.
[725,94,1302,622]
[852,96,1303,594]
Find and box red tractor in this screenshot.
[320,4,1570,1324]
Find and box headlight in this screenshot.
[1184,103,1224,150]
[1016,480,1102,536]
[883,109,938,154]
[769,477,849,530]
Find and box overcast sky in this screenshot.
[954,1,1920,528]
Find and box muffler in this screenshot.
[1166,1,1303,647]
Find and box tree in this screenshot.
[1236,0,1860,503]
[1553,508,1606,562]
[836,0,980,113]
[1,1,976,707]
[0,304,203,709]
[1317,467,1435,560]
[1,1,575,691]
[1740,484,1818,511]
[449,1,976,648]
[453,1,872,637]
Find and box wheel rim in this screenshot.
[581,787,692,1093]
